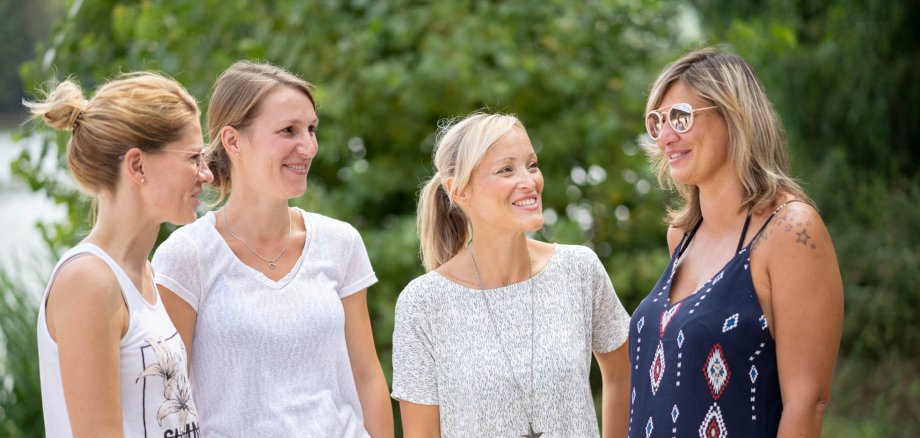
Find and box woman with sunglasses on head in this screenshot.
[392,112,632,437]
[627,47,843,437]
[29,72,210,437]
[151,61,393,437]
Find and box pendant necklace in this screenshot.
[469,241,543,438]
[223,204,292,270]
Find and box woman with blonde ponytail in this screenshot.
[392,112,632,437]
[28,72,211,437]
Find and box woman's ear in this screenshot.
[220,125,241,157]
[444,177,469,205]
[122,147,146,184]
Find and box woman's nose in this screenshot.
[299,133,318,158]
[199,163,215,184]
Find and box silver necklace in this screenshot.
[223,205,292,270]
[468,242,542,438]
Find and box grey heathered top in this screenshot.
[391,244,630,437]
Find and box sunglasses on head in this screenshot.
[645,102,718,140]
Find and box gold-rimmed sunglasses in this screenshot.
[645,103,718,140]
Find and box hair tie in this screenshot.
[70,104,88,132]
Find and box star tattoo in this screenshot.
[795,229,811,246]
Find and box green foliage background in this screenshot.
[2,0,918,436]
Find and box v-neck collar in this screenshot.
[205,209,313,290]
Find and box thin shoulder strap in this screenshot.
[675,219,704,258]
[748,199,805,247]
[735,213,754,253]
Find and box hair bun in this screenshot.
[24,80,87,131]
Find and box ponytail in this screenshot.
[417,173,469,271]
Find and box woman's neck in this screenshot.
[223,193,292,241]
[467,226,532,288]
[84,195,159,276]
[697,177,746,232]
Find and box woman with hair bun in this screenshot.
[28,72,212,437]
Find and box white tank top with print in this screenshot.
[37,243,199,438]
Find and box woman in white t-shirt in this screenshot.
[152,61,393,437]
[29,72,210,436]
[391,112,632,437]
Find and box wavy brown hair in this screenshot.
[644,47,810,231]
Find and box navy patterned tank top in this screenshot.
[627,203,793,438]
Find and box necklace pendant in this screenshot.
[520,422,543,438]
[269,261,277,270]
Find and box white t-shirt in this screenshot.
[152,208,377,437]
[38,243,199,438]
[391,244,630,437]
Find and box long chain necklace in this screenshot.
[468,242,543,438]
[223,204,292,270]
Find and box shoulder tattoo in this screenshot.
[752,207,818,251]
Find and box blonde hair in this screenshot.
[24,72,199,195]
[644,47,809,231]
[206,60,315,205]
[417,111,524,271]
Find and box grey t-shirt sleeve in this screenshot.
[390,282,439,405]
[588,250,631,352]
[152,233,203,312]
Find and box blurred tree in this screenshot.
[13,0,684,432]
[0,0,52,114]
[0,268,44,436]
[694,0,920,176]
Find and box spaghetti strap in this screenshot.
[748,199,805,247]
[736,213,753,253]
[676,219,704,258]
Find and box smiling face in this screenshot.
[456,127,544,234]
[654,81,732,189]
[232,85,318,200]
[143,121,213,225]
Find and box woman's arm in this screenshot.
[45,256,128,437]
[343,289,394,438]
[158,285,197,367]
[766,204,844,437]
[596,342,630,438]
[399,401,440,438]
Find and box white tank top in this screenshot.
[37,243,200,437]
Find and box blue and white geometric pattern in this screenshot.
[637,316,645,334]
[677,330,685,349]
[722,313,739,333]
[703,343,731,400]
[749,365,759,384]
[646,416,654,438]
[759,314,768,330]
[671,404,680,423]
